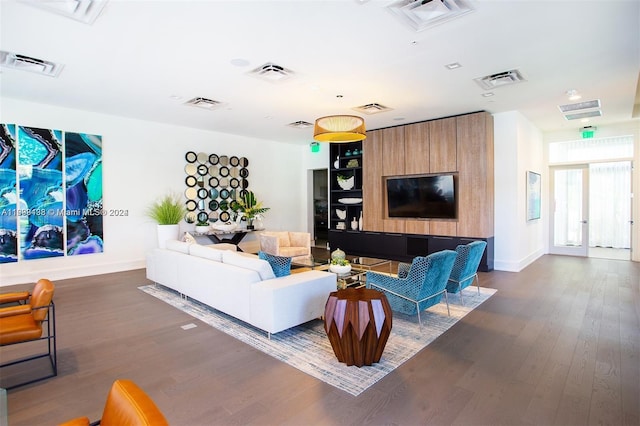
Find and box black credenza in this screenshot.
[328,230,494,272]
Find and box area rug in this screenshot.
[139,284,496,396]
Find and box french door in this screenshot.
[549,165,589,256]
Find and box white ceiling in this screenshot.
[1,0,639,145]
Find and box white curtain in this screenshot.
[589,161,631,249]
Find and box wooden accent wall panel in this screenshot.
[429,117,457,173]
[456,112,494,238]
[404,122,430,175]
[381,127,405,176]
[362,130,384,232]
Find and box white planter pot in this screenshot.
[195,225,210,234]
[157,224,179,248]
[329,264,352,274]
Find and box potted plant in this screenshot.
[329,258,351,274]
[195,219,211,234]
[147,193,186,248]
[234,191,270,230]
[182,212,196,234]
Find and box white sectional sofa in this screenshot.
[146,240,336,336]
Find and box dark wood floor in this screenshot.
[2,255,639,425]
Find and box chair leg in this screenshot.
[458,284,464,306]
[444,292,450,316]
[475,274,481,295]
[416,302,422,328]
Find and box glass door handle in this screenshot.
[580,220,588,224]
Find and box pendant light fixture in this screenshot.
[313,115,366,143]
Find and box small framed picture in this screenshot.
[527,171,541,221]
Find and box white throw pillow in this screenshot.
[182,232,197,244]
[222,251,275,280]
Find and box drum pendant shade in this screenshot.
[313,115,366,142]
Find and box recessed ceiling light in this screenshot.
[482,92,494,97]
[566,89,582,101]
[445,62,461,70]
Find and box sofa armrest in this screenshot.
[288,232,310,251]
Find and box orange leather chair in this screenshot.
[59,379,169,426]
[0,278,53,317]
[0,278,57,389]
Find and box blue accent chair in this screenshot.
[446,240,487,305]
[366,250,457,326]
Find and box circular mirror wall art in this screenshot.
[230,156,239,167]
[230,178,240,188]
[230,168,239,178]
[209,154,219,165]
[197,211,208,223]
[219,211,230,222]
[198,200,206,210]
[185,163,197,175]
[239,189,248,199]
[208,165,218,175]
[197,188,209,199]
[208,211,219,221]
[220,189,230,199]
[242,179,249,188]
[230,200,239,211]
[219,166,229,177]
[197,152,208,163]
[219,155,229,166]
[209,176,219,187]
[185,187,197,200]
[239,168,249,178]
[186,200,198,211]
[197,164,208,176]
[185,176,197,187]
[219,177,229,187]
[240,157,249,167]
[219,201,229,211]
[185,151,197,163]
[209,200,219,210]
[209,188,219,199]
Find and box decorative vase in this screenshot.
[246,217,255,230]
[333,156,340,169]
[358,211,363,231]
[331,248,346,261]
[351,217,358,230]
[195,225,210,234]
[157,224,179,248]
[337,175,354,190]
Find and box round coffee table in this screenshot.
[323,287,392,367]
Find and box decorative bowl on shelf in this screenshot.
[211,222,237,232]
[337,175,354,190]
[329,264,352,274]
[335,208,346,220]
[338,197,362,205]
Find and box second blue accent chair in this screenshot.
[446,240,487,305]
[366,250,457,326]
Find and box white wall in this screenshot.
[0,98,307,286]
[494,111,546,272]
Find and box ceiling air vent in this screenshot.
[474,69,526,90]
[352,103,394,115]
[564,110,602,121]
[387,0,474,32]
[18,0,108,24]
[248,62,294,83]
[558,99,601,113]
[0,51,63,77]
[184,97,225,111]
[287,121,313,129]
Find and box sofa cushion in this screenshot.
[165,239,192,254]
[222,251,275,280]
[189,244,224,262]
[258,251,292,278]
[263,231,291,248]
[278,247,309,258]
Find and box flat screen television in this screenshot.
[386,174,456,219]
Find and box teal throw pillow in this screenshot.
[258,251,292,278]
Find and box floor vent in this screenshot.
[248,62,294,83]
[564,110,602,121]
[387,0,474,32]
[558,99,601,113]
[287,121,313,129]
[18,0,108,24]
[352,103,393,115]
[0,51,63,77]
[474,69,526,90]
[184,97,225,110]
